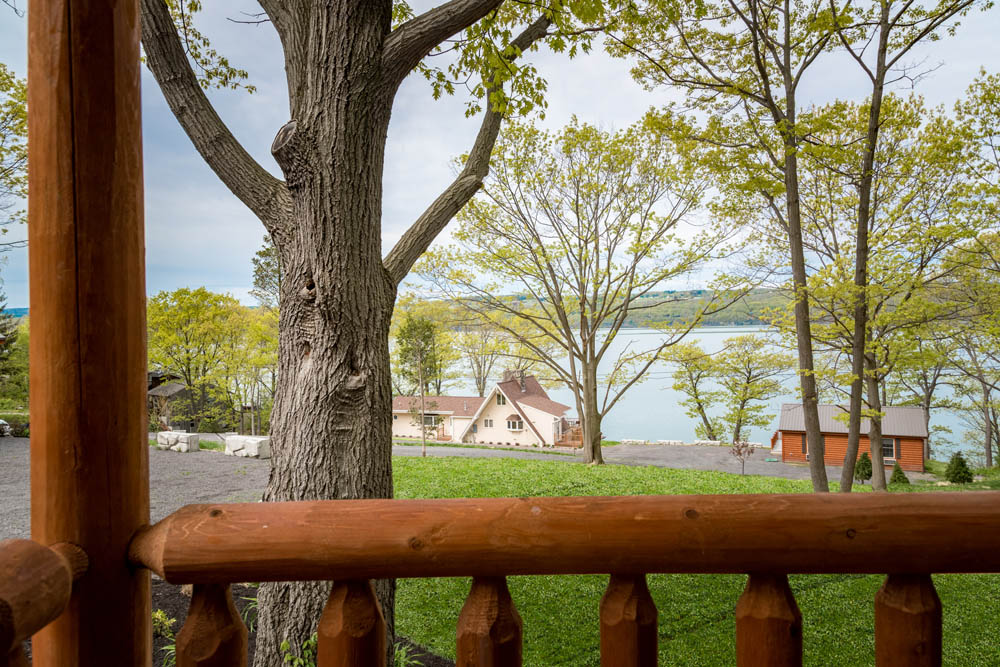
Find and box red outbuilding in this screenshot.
[773,404,928,472]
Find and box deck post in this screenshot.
[27,0,150,664]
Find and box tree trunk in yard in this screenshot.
[982,381,993,468]
[866,361,887,491]
[782,135,828,492]
[256,38,399,664]
[581,365,605,464]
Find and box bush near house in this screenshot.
[853,452,873,485]
[889,461,910,485]
[945,452,974,484]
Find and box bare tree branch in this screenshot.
[383,14,552,284]
[139,0,292,237]
[383,0,506,89]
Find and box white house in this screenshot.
[391,370,575,447]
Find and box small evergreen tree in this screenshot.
[854,452,873,485]
[945,451,974,484]
[889,461,910,485]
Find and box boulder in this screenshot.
[693,440,723,447]
[657,440,684,446]
[225,435,271,459]
[156,431,200,453]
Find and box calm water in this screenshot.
[449,327,969,455]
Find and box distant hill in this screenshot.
[620,288,788,328]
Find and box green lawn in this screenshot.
[393,457,1000,666]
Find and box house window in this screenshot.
[882,437,897,461]
[497,393,506,406]
[423,415,439,427]
[392,415,397,420]
[507,419,524,431]
[484,418,493,428]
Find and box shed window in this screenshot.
[882,438,897,461]
[801,435,807,454]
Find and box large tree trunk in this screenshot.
[581,363,604,464]
[254,6,398,664]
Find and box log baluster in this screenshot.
[456,576,523,667]
[317,580,386,666]
[735,574,802,667]
[600,574,658,666]
[874,574,941,667]
[176,584,247,667]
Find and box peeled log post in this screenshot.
[875,574,941,667]
[317,580,386,666]
[735,574,802,667]
[176,584,248,667]
[456,577,522,667]
[600,574,658,667]
[27,0,150,663]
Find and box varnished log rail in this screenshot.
[0,540,87,667]
[121,492,1000,665]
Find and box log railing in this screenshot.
[0,540,88,667]
[117,491,1000,666]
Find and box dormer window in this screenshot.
[497,393,506,406]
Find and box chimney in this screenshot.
[518,370,526,391]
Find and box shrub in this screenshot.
[854,452,873,484]
[945,452,974,484]
[889,461,909,485]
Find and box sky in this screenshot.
[1,1,998,308]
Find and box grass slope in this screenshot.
[393,457,1000,666]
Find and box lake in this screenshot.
[447,327,970,457]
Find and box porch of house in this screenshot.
[2,2,999,667]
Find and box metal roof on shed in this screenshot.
[778,404,928,439]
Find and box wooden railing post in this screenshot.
[735,574,802,667]
[27,0,150,663]
[600,574,658,666]
[456,576,523,667]
[317,580,387,666]
[875,574,941,667]
[176,584,248,667]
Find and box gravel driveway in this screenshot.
[2,437,923,540]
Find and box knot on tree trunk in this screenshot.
[271,120,310,187]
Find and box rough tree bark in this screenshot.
[139,1,553,663]
[866,356,888,491]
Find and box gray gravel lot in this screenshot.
[3,437,928,540]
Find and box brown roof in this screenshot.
[392,395,483,417]
[497,375,571,417]
[778,404,928,439]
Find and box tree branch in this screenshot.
[140,0,292,236]
[383,14,552,285]
[383,0,505,89]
